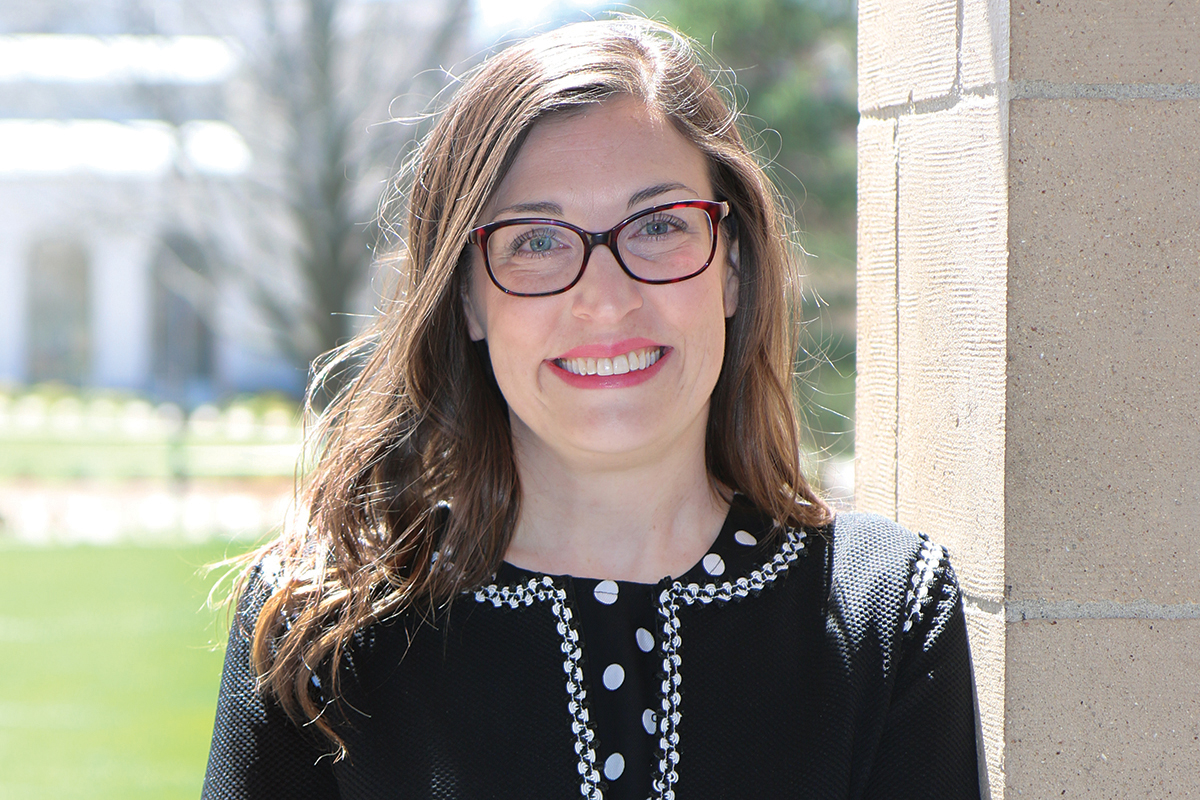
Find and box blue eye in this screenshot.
[634,214,686,238]
[503,227,567,258]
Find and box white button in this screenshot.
[593,580,619,605]
[635,627,654,652]
[604,752,625,780]
[602,663,625,690]
[642,708,657,734]
[702,553,725,576]
[734,530,757,546]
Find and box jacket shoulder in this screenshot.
[828,511,926,588]
[826,512,958,640]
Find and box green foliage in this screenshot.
[640,0,858,230]
[0,542,250,799]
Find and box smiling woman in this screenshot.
[203,17,980,800]
[461,98,740,558]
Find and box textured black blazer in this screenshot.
[204,501,980,799]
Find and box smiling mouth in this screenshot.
[554,346,666,377]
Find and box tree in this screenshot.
[126,0,471,397]
[223,0,472,386]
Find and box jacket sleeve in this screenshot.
[862,541,981,799]
[202,565,342,800]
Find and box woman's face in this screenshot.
[463,96,738,470]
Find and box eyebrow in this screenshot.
[491,183,697,220]
[627,182,694,209]
[493,200,564,217]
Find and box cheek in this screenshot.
[682,279,731,347]
[692,287,733,389]
[480,300,555,396]
[463,261,491,342]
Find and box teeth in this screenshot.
[557,347,663,377]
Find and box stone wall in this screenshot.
[857,1,1199,796]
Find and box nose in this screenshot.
[570,241,643,321]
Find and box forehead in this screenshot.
[486,96,712,217]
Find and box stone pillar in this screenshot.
[856,1,1200,797]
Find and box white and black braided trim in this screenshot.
[673,527,807,607]
[474,577,603,799]
[650,526,806,799]
[652,587,684,800]
[902,533,947,634]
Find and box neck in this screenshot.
[504,421,730,583]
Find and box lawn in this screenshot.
[0,540,255,800]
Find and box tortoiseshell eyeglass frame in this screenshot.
[467,199,730,297]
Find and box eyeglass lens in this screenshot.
[485,204,715,295]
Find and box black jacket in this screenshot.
[204,501,980,799]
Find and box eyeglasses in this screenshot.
[468,199,730,297]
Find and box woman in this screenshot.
[204,18,979,800]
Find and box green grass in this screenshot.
[0,540,255,799]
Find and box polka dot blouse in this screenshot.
[491,507,768,799]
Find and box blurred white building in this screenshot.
[0,0,481,403]
[0,5,305,403]
[0,0,614,404]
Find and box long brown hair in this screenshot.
[247,16,832,751]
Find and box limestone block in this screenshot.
[1006,99,1200,604]
[855,117,898,519]
[895,96,1008,603]
[1011,0,1200,84]
[1006,619,1200,797]
[965,603,1006,800]
[961,0,1010,92]
[859,0,957,111]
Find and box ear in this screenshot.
[722,233,740,318]
[462,279,486,341]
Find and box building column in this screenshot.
[856,1,1200,797]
